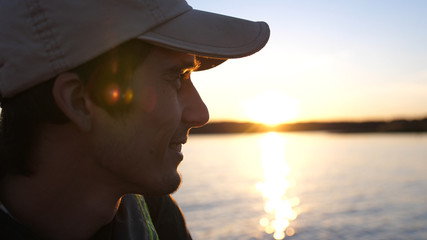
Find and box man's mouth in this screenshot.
[169,143,182,152]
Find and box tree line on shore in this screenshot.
[190,117,427,134]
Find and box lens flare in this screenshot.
[104,84,134,105]
[123,88,134,104]
[105,83,120,105]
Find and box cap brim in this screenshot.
[138,9,270,71]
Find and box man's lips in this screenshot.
[169,138,187,153]
[169,143,182,152]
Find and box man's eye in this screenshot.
[173,72,191,90]
[165,71,191,90]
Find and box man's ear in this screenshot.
[52,72,92,131]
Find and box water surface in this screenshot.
[173,132,427,240]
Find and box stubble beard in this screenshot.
[144,171,182,196]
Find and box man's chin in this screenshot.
[143,173,182,196]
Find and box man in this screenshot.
[0,0,269,239]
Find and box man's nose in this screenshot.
[180,81,209,128]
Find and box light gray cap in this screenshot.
[0,0,270,98]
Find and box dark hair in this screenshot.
[0,40,152,177]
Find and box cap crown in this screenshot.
[0,0,191,98]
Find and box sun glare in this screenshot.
[256,132,299,239]
[244,91,299,126]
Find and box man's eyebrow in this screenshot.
[168,60,201,73]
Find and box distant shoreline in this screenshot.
[190,118,427,134]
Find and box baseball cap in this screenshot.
[0,0,270,98]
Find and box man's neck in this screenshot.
[0,124,125,240]
[0,170,123,240]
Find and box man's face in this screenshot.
[91,45,209,195]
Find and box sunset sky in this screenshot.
[187,0,427,124]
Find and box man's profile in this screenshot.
[0,0,269,239]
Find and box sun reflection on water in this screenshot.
[256,132,299,239]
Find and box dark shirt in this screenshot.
[0,195,191,240]
[145,195,192,240]
[0,208,41,240]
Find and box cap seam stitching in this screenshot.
[141,22,268,57]
[144,6,193,35]
[25,0,67,76]
[149,0,164,23]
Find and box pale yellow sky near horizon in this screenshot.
[188,0,427,124]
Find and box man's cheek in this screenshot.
[141,86,157,113]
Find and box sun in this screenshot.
[244,91,299,126]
